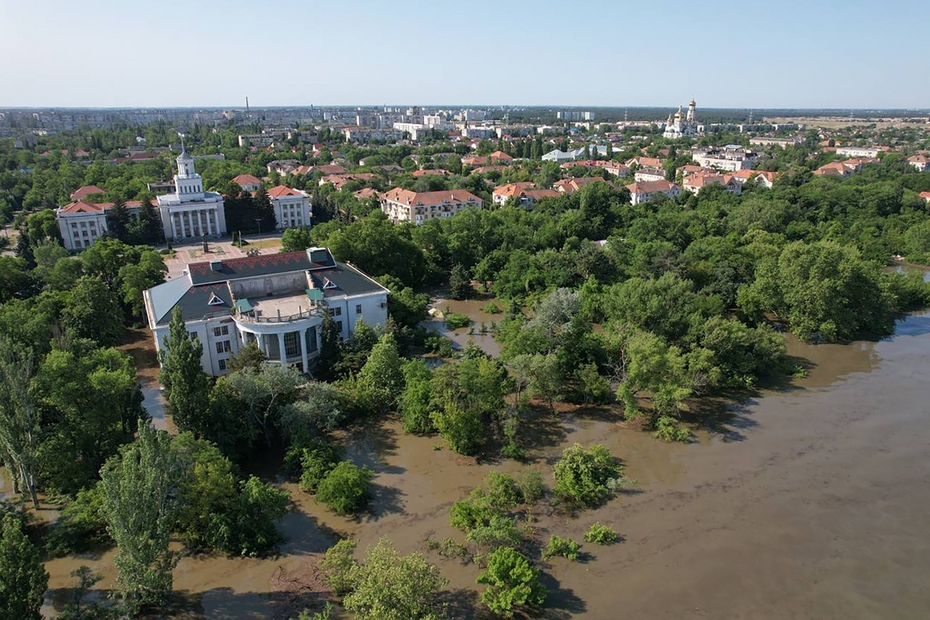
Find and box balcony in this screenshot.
[234,291,323,324]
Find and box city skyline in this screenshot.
[1,0,928,109]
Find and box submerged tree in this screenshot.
[0,337,41,509]
[159,307,211,434]
[0,514,49,620]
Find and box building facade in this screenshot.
[267,185,312,229]
[625,180,681,205]
[156,146,227,240]
[143,247,389,377]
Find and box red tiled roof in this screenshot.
[381,187,482,206]
[70,185,106,200]
[232,174,262,186]
[267,185,304,198]
[625,180,678,194]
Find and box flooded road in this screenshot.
[41,312,930,619]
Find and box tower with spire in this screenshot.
[156,134,227,241]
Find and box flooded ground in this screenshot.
[41,312,930,619]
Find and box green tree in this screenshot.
[342,538,447,620]
[0,514,49,620]
[399,360,434,434]
[159,307,211,434]
[321,538,358,596]
[553,443,619,508]
[316,461,374,515]
[477,546,546,618]
[281,227,314,252]
[0,338,41,509]
[36,347,143,495]
[106,196,130,241]
[253,186,278,232]
[227,340,266,373]
[100,424,181,616]
[61,276,123,346]
[356,332,404,412]
[448,263,473,300]
[118,250,167,319]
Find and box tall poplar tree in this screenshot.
[0,514,49,620]
[159,307,210,433]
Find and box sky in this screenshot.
[1,0,927,109]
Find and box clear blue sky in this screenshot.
[1,0,926,109]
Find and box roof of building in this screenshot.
[920,191,930,201]
[493,182,537,197]
[149,248,388,325]
[412,169,452,177]
[354,187,380,199]
[267,185,305,198]
[626,180,678,194]
[58,199,143,215]
[380,188,482,206]
[232,174,262,186]
[70,185,106,200]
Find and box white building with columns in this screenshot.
[267,185,312,229]
[143,247,389,376]
[156,146,227,241]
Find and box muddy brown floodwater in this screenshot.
[41,312,930,619]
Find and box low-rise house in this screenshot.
[553,177,609,194]
[730,169,778,189]
[143,248,389,376]
[412,169,452,177]
[231,174,262,192]
[920,191,930,204]
[318,173,376,190]
[354,187,380,201]
[907,155,930,172]
[267,185,311,229]
[267,159,301,176]
[625,180,681,205]
[560,160,630,177]
[379,188,483,225]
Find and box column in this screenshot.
[300,329,309,374]
[198,210,205,237]
[277,332,287,365]
[205,209,212,236]
[171,213,178,240]
[179,212,186,238]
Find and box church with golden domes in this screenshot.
[663,99,699,140]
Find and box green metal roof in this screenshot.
[305,288,324,301]
[234,299,253,313]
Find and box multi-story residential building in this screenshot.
[692,145,755,172]
[379,188,483,225]
[143,247,389,376]
[749,136,802,149]
[156,146,227,241]
[836,146,880,158]
[633,167,667,183]
[683,172,742,195]
[343,126,405,143]
[492,182,559,206]
[267,185,312,229]
[625,180,681,205]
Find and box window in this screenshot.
[355,304,362,314]
[284,331,301,358]
[189,331,198,341]
[218,359,227,371]
[335,320,343,333]
[213,325,229,337]
[215,340,231,354]
[327,306,342,317]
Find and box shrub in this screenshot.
[465,514,523,549]
[477,546,546,617]
[553,443,619,508]
[449,490,497,532]
[316,462,374,515]
[482,302,502,314]
[444,313,473,330]
[652,416,691,443]
[45,485,110,557]
[321,538,358,596]
[299,440,343,493]
[544,535,581,561]
[424,335,455,357]
[483,472,523,510]
[516,469,545,504]
[583,522,618,545]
